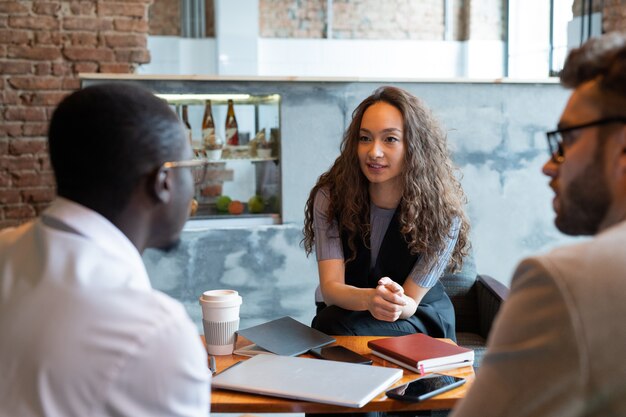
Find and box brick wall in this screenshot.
[148,0,214,37]
[572,0,603,16]
[149,0,180,35]
[0,0,152,228]
[571,0,626,33]
[259,0,505,41]
[333,0,444,40]
[602,0,626,32]
[260,0,326,38]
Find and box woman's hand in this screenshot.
[368,277,407,322]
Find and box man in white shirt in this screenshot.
[0,83,211,416]
[451,33,626,416]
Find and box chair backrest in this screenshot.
[440,252,479,334]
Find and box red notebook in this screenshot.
[367,333,474,374]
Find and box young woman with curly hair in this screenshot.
[303,86,470,339]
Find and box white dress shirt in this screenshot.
[0,198,210,417]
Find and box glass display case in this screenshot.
[155,93,281,224]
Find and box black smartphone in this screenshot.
[386,373,465,402]
[309,345,373,365]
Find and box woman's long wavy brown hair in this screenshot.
[302,86,470,271]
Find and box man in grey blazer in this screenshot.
[452,32,626,416]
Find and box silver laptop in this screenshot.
[212,354,403,408]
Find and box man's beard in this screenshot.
[555,154,611,236]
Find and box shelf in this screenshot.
[156,93,281,106]
[184,214,281,230]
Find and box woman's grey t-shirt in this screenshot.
[313,188,459,288]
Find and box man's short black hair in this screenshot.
[48,83,185,217]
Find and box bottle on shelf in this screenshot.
[202,100,216,148]
[181,104,193,146]
[225,99,239,146]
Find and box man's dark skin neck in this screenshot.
[62,180,159,255]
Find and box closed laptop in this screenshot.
[212,354,403,408]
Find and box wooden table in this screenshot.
[207,335,475,414]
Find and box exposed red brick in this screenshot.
[0,1,29,14]
[27,91,67,107]
[0,61,32,74]
[114,48,150,64]
[8,76,62,90]
[114,17,149,33]
[99,62,134,73]
[11,171,42,187]
[63,47,115,62]
[9,16,60,31]
[1,89,20,105]
[45,106,55,119]
[33,2,62,16]
[98,2,147,18]
[62,78,80,90]
[0,124,22,137]
[0,189,22,204]
[4,107,47,122]
[73,61,98,73]
[9,138,47,155]
[149,0,180,36]
[0,172,9,187]
[51,62,72,76]
[2,0,149,224]
[63,16,113,31]
[23,188,56,203]
[69,1,97,15]
[39,156,51,171]
[8,45,62,60]
[0,29,31,44]
[34,62,51,75]
[104,33,146,48]
[69,32,98,46]
[5,204,36,219]
[35,31,63,45]
[22,122,50,137]
[0,155,36,171]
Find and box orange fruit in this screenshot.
[227,200,244,215]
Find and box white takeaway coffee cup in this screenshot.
[199,289,242,355]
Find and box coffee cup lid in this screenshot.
[199,289,242,307]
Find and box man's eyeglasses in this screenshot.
[546,117,626,163]
[162,159,210,186]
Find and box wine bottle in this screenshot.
[225,99,239,146]
[202,100,217,149]
[181,104,192,145]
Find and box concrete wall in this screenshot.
[81,77,574,331]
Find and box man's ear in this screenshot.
[149,167,173,204]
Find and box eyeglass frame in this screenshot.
[161,159,211,186]
[546,117,626,163]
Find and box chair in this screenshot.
[440,253,509,368]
